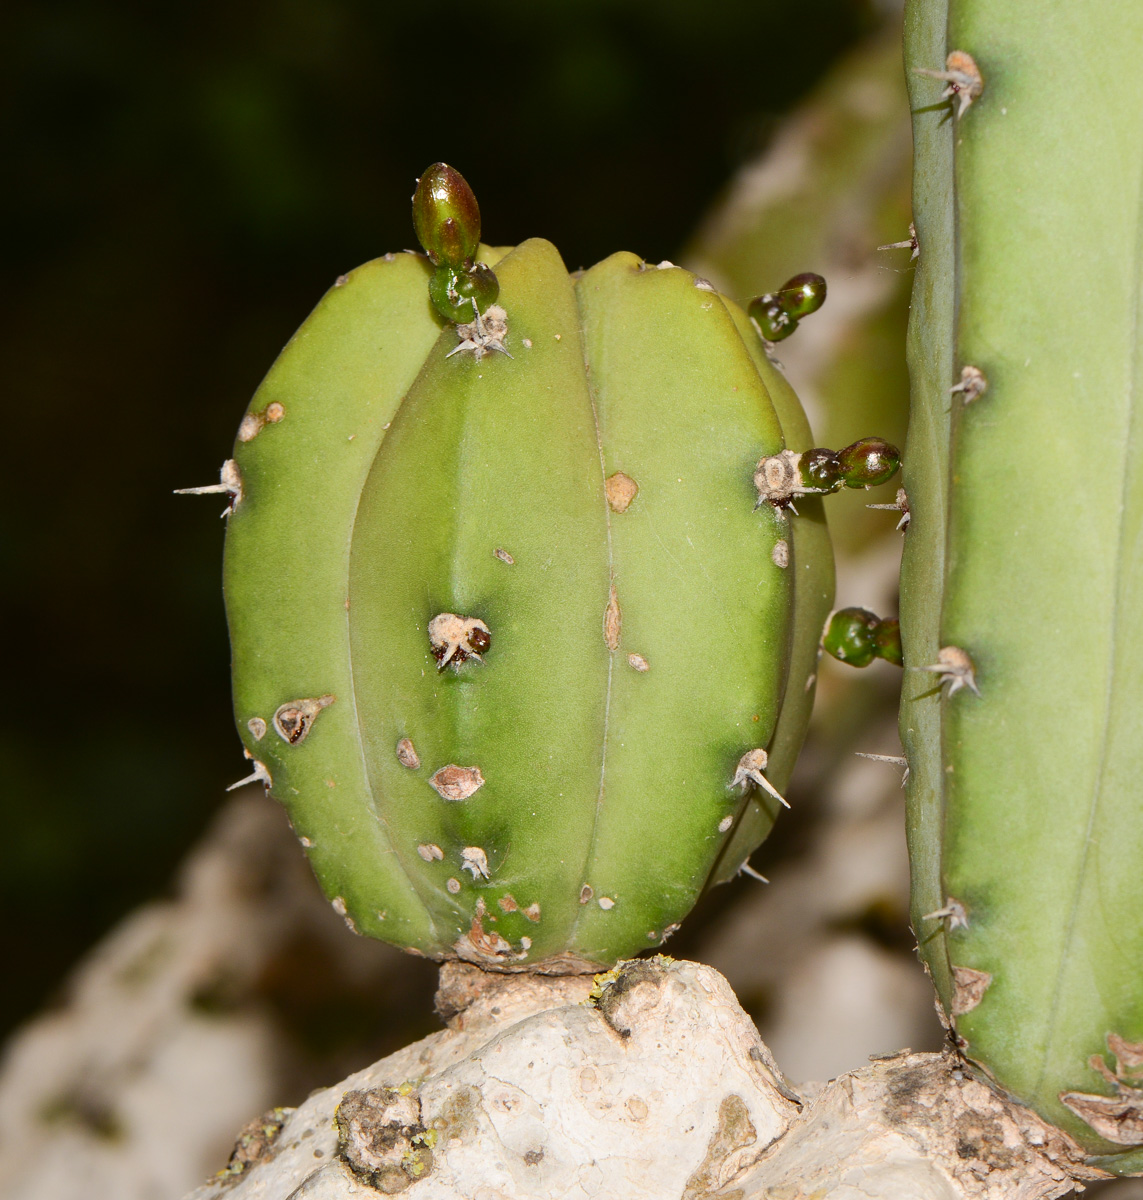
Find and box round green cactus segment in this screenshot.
[225,236,830,969]
[224,251,454,944]
[904,0,1143,1164]
[569,254,795,951]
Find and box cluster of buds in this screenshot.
[754,437,900,512]
[747,272,827,342]
[412,163,500,322]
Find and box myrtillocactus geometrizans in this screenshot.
[215,164,899,971]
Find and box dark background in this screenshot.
[2,0,885,1041]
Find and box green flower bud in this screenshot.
[775,272,827,320]
[873,617,903,666]
[799,448,842,492]
[822,607,880,668]
[412,163,482,268]
[428,262,500,323]
[837,437,901,488]
[747,294,797,342]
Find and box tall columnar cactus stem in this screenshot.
[902,0,1143,1171]
[220,168,866,972]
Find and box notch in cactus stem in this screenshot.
[226,753,272,792]
[914,50,984,120]
[747,271,827,342]
[730,749,789,809]
[173,458,243,515]
[914,646,981,697]
[879,221,919,261]
[922,898,969,932]
[867,486,910,531]
[950,365,988,404]
[428,613,491,670]
[446,302,510,360]
[821,607,902,668]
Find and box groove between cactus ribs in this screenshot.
[1032,165,1143,1104]
[344,429,440,943]
[568,362,616,951]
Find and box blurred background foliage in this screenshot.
[2,0,903,1042]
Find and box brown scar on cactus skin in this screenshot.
[417,843,444,862]
[1061,1037,1143,1145]
[447,303,511,362]
[428,764,485,801]
[605,472,639,513]
[950,365,988,404]
[173,458,243,516]
[867,486,911,532]
[771,539,789,568]
[237,401,286,443]
[446,877,461,894]
[247,717,267,741]
[493,547,515,564]
[579,884,594,904]
[915,646,981,697]
[453,898,527,964]
[428,613,491,670]
[730,749,789,809]
[523,902,541,922]
[498,894,518,913]
[915,50,984,120]
[627,652,649,672]
[951,965,993,1015]
[395,737,420,769]
[272,695,335,746]
[923,897,969,931]
[604,584,622,651]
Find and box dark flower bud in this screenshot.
[413,163,482,268]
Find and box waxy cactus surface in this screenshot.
[222,168,838,972]
[902,0,1143,1171]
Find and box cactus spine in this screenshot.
[902,0,1143,1170]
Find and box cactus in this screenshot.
[902,0,1143,1172]
[215,162,907,973]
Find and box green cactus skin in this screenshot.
[902,0,1143,1169]
[224,233,835,971]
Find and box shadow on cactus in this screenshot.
[210,163,901,973]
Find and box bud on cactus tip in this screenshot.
[412,163,482,268]
[748,271,827,342]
